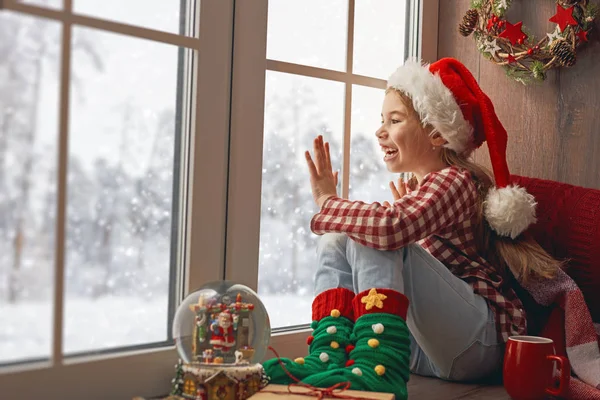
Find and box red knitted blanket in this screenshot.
[526,269,600,399]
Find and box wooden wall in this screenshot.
[437,0,600,189]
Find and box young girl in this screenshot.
[262,58,562,399]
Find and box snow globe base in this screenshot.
[169,360,265,400]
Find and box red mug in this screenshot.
[503,336,570,399]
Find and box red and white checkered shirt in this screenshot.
[310,166,527,342]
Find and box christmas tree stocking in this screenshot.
[302,288,411,400]
[263,288,355,384]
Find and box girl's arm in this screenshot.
[310,167,477,251]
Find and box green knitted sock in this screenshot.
[263,288,355,385]
[302,289,411,400]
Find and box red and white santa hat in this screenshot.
[387,57,536,239]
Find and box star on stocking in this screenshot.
[549,4,578,32]
[361,289,387,310]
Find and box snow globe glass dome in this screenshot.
[173,280,271,366]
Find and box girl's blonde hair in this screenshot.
[441,149,562,283]
[391,90,562,284]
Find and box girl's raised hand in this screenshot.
[305,135,339,208]
[386,177,409,206]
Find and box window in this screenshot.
[0,0,233,398]
[225,0,438,330]
[1,0,437,397]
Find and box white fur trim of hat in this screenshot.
[387,59,474,155]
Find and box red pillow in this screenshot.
[512,175,600,323]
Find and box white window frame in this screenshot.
[0,0,234,399]
[226,0,439,361]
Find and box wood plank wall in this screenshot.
[437,0,600,189]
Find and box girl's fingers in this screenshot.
[305,151,319,177]
[397,178,407,197]
[324,141,333,171]
[314,136,327,172]
[389,180,401,200]
[333,170,339,187]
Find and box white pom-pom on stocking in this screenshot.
[352,367,363,376]
[326,326,337,334]
[319,352,329,363]
[484,185,537,239]
[372,323,385,334]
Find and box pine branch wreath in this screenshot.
[460,0,598,84]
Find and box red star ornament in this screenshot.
[499,21,527,45]
[487,18,495,31]
[577,29,589,42]
[549,4,578,32]
[507,54,517,64]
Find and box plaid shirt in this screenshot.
[310,166,527,342]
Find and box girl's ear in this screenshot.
[429,131,447,147]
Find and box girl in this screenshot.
[263,58,561,399]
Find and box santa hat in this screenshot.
[387,57,536,239]
[219,310,233,320]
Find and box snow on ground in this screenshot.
[0,294,312,364]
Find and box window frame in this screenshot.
[226,0,438,353]
[0,0,235,398]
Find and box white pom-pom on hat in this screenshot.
[484,186,537,239]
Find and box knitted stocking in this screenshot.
[263,288,355,384]
[302,288,411,400]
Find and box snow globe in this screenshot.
[169,281,271,400]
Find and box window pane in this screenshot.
[19,0,62,8]
[349,85,397,203]
[0,12,60,364]
[258,72,344,328]
[65,27,182,354]
[74,0,189,36]
[353,0,407,79]
[267,0,347,71]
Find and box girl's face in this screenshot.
[376,91,439,175]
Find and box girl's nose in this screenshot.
[375,126,387,139]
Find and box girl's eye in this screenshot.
[391,119,401,124]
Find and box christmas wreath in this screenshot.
[459,0,598,84]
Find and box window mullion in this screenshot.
[223,0,268,291]
[185,0,234,293]
[412,0,439,63]
[51,0,73,366]
[341,0,355,199]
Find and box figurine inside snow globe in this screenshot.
[173,281,271,366]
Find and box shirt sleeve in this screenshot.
[310,167,478,251]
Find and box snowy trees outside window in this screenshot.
[0,6,181,363]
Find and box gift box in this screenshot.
[248,384,394,399]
